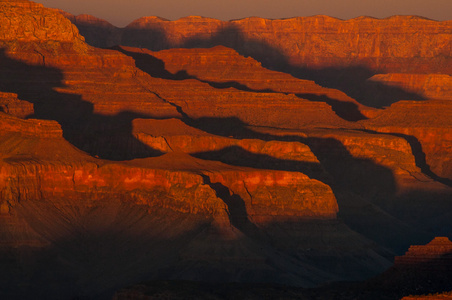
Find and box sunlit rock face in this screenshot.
[364,100,452,181]
[62,12,452,108]
[64,13,452,73]
[0,1,452,299]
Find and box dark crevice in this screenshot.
[200,174,258,235]
[296,93,368,121]
[361,129,452,188]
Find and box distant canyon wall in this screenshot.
[60,12,452,74]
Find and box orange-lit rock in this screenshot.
[64,14,452,74]
[1,1,451,299]
[125,45,376,121]
[402,292,452,300]
[364,100,452,181]
[132,118,319,161]
[0,92,33,118]
[54,10,122,48]
[368,73,452,100]
[0,0,85,44]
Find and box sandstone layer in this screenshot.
[58,11,452,109]
[363,100,452,182]
[1,1,452,299]
[63,13,452,74]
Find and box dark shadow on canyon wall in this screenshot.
[115,46,366,122]
[0,200,211,300]
[71,21,120,49]
[362,129,452,188]
[104,24,427,108]
[113,263,452,300]
[179,25,427,108]
[110,42,451,251]
[201,174,259,235]
[188,116,452,249]
[121,26,170,51]
[364,251,452,299]
[0,48,163,160]
[296,93,367,121]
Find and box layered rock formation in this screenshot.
[123,45,376,120]
[59,12,452,108]
[368,74,452,101]
[1,1,452,299]
[64,13,452,74]
[0,92,33,118]
[53,9,122,48]
[394,237,452,269]
[363,100,452,182]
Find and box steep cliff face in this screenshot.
[1,1,452,299]
[0,0,84,44]
[0,113,358,299]
[364,100,452,181]
[59,12,452,107]
[63,13,452,74]
[127,45,376,120]
[54,10,122,48]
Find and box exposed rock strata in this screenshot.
[368,74,452,101]
[395,237,452,269]
[122,46,376,120]
[0,92,33,118]
[62,13,452,74]
[363,100,452,181]
[0,1,451,299]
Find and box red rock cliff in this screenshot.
[63,14,452,74]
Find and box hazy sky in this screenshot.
[35,0,451,27]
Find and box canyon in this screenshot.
[0,0,451,299]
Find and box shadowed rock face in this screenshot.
[368,74,452,101]
[60,11,451,107]
[0,1,452,299]
[113,237,452,299]
[62,13,452,74]
[395,237,452,268]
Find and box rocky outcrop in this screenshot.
[364,100,452,181]
[0,0,84,44]
[363,237,452,298]
[0,113,339,223]
[54,10,122,48]
[0,92,33,118]
[394,237,452,269]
